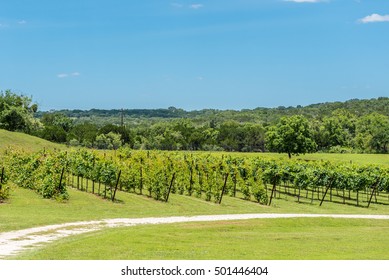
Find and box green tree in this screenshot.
[41,112,73,132]
[314,116,350,150]
[68,122,98,147]
[39,125,67,143]
[99,124,132,146]
[265,115,317,158]
[217,121,243,151]
[37,112,74,143]
[355,113,389,153]
[0,90,38,132]
[95,132,122,150]
[241,123,265,152]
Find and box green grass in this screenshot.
[1,129,389,260]
[1,184,389,233]
[13,218,389,260]
[2,183,387,260]
[297,153,389,167]
[223,152,389,167]
[0,129,64,153]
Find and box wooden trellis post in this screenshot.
[165,173,176,203]
[268,176,279,206]
[1,167,4,183]
[320,185,331,206]
[58,167,65,192]
[111,170,122,202]
[319,178,335,206]
[218,173,229,204]
[0,167,4,190]
[367,179,381,208]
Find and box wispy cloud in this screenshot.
[0,20,26,29]
[171,3,204,10]
[284,0,326,3]
[57,72,80,78]
[171,2,183,8]
[0,20,27,28]
[190,4,204,9]
[359,14,389,23]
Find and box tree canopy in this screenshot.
[1,90,388,154]
[0,90,38,132]
[265,115,317,158]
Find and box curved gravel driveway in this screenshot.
[2,213,389,259]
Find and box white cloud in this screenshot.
[57,72,80,78]
[359,14,389,23]
[190,4,204,9]
[171,3,204,10]
[284,0,326,3]
[18,20,27,24]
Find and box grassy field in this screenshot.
[2,184,389,233]
[292,153,389,167]
[199,151,389,167]
[2,183,389,259]
[0,129,64,153]
[13,218,389,260]
[1,129,389,259]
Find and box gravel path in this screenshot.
[2,213,389,259]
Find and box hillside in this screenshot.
[0,129,64,152]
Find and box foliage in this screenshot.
[0,166,10,202]
[265,115,317,158]
[3,91,389,154]
[355,113,389,153]
[95,132,122,150]
[2,142,389,207]
[0,90,39,132]
[4,149,69,200]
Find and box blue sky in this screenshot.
[1,0,389,111]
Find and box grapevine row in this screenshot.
[2,147,389,207]
[0,165,9,202]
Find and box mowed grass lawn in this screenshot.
[2,184,389,233]
[2,185,389,260]
[12,218,389,260]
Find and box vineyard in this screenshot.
[0,165,9,202]
[2,147,389,209]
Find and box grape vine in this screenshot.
[2,147,389,207]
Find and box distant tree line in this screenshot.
[34,107,389,155]
[1,90,388,155]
